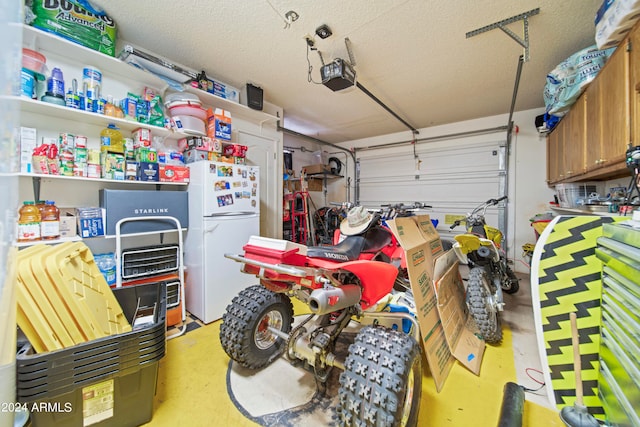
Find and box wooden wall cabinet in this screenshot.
[565,95,587,178]
[547,120,564,183]
[630,25,640,150]
[547,23,636,185]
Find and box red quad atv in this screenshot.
[221,208,422,427]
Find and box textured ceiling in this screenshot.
[91,0,602,143]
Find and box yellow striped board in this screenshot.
[530,215,625,418]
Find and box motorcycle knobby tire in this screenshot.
[337,326,422,427]
[502,265,520,294]
[467,267,503,344]
[219,285,293,369]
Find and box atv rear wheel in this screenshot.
[337,326,422,427]
[220,285,293,369]
[467,267,503,344]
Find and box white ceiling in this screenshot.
[91,0,602,144]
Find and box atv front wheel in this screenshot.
[220,285,293,369]
[467,267,503,344]
[337,326,422,427]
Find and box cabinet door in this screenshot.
[600,42,630,165]
[585,78,604,170]
[630,23,640,148]
[547,120,565,184]
[565,95,587,178]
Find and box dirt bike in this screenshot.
[221,229,423,426]
[449,196,519,344]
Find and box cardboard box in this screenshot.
[58,208,77,238]
[159,165,190,183]
[307,179,323,192]
[75,207,104,238]
[302,164,330,175]
[137,162,159,182]
[387,215,454,391]
[99,189,189,235]
[184,148,210,164]
[434,250,485,375]
[20,127,37,173]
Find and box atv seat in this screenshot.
[307,226,393,262]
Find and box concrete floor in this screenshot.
[502,272,553,409]
[143,268,561,427]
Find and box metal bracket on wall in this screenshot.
[466,8,540,62]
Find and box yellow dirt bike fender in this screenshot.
[453,234,497,264]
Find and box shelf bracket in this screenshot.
[466,8,540,62]
[32,176,41,202]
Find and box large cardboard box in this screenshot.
[387,215,453,391]
[302,164,330,175]
[434,250,485,375]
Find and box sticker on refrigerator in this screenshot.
[217,194,234,207]
[214,180,230,191]
[251,200,257,207]
[249,170,257,181]
[252,184,257,197]
[241,169,247,178]
[208,163,216,174]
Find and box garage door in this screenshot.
[355,137,508,242]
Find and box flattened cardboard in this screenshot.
[387,215,454,391]
[434,252,485,375]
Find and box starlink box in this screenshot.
[100,189,188,235]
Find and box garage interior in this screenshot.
[2,0,640,426]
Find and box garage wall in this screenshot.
[323,107,555,274]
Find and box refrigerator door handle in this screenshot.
[205,212,258,217]
[204,223,219,234]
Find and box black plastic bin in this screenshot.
[16,282,166,427]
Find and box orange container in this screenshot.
[17,201,41,242]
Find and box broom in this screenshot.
[559,312,599,427]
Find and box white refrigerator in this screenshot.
[184,160,260,323]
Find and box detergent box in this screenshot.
[387,215,454,391]
[29,0,118,57]
[207,108,232,141]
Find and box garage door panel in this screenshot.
[356,139,506,235]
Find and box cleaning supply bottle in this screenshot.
[100,123,124,153]
[40,200,60,240]
[17,201,41,242]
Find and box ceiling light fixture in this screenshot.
[315,24,332,39]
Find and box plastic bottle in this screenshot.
[17,201,41,242]
[40,200,60,240]
[46,67,64,98]
[95,253,116,286]
[35,200,46,216]
[100,123,124,153]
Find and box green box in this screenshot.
[135,147,158,163]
